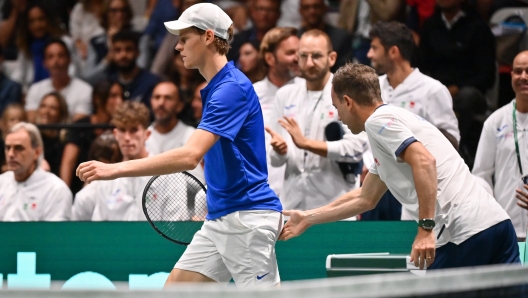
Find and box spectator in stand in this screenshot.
[191,81,207,126]
[298,0,352,72]
[84,30,161,109]
[417,0,496,168]
[0,104,27,173]
[0,45,22,116]
[60,80,123,195]
[35,92,69,177]
[72,102,152,221]
[69,0,104,61]
[253,27,300,198]
[25,38,92,123]
[0,0,27,48]
[0,122,72,221]
[238,41,265,83]
[143,0,179,59]
[5,4,76,92]
[227,0,281,63]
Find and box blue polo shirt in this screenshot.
[198,61,282,220]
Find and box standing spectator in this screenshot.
[60,80,123,195]
[298,0,352,72]
[72,102,152,221]
[25,39,92,123]
[0,103,27,173]
[143,0,179,58]
[417,0,496,168]
[473,51,528,238]
[35,92,69,177]
[5,4,75,92]
[0,45,22,116]
[0,0,27,48]
[238,41,265,83]
[227,0,281,63]
[83,0,150,80]
[0,122,72,221]
[69,0,104,61]
[85,30,161,109]
[267,30,368,210]
[253,27,299,198]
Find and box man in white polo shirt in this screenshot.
[0,122,72,221]
[267,30,368,211]
[281,63,519,270]
[73,101,151,221]
[473,51,528,238]
[25,38,92,123]
[253,27,300,198]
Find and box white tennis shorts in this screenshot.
[174,210,283,288]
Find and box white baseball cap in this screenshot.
[164,3,233,40]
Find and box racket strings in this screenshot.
[143,172,207,245]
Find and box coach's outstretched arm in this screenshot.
[279,172,388,240]
[77,129,219,184]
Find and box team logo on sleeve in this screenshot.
[378,118,398,134]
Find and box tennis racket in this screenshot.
[142,171,207,245]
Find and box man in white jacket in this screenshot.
[473,51,528,238]
[267,29,368,210]
[73,101,152,220]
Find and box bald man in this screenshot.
[473,51,528,239]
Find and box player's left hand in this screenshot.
[410,228,436,270]
[76,160,119,184]
[279,117,308,149]
[516,184,528,211]
[279,210,311,241]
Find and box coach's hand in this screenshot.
[279,117,308,149]
[410,228,436,270]
[76,160,119,184]
[279,210,311,241]
[516,184,528,211]
[265,126,288,155]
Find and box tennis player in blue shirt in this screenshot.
[76,3,283,288]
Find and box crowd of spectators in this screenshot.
[0,0,528,233]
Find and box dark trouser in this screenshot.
[360,190,402,221]
[453,86,487,169]
[429,219,520,269]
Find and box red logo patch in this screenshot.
[375,158,380,166]
[329,111,334,118]
[31,203,37,210]
[409,101,415,108]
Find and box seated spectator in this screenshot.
[298,0,352,72]
[60,80,124,195]
[418,0,496,169]
[25,38,92,123]
[146,82,204,181]
[0,103,27,173]
[84,30,161,109]
[0,45,22,116]
[72,131,122,221]
[191,81,207,126]
[0,122,72,221]
[227,0,281,63]
[69,0,104,61]
[238,41,265,83]
[143,0,179,58]
[4,4,76,92]
[35,92,69,177]
[72,101,152,221]
[83,0,150,80]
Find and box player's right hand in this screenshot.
[279,210,311,241]
[76,160,119,184]
[265,126,287,155]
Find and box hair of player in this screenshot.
[300,29,333,52]
[369,21,414,62]
[39,91,70,124]
[259,27,298,67]
[89,131,123,163]
[111,101,150,129]
[189,25,234,56]
[8,122,44,167]
[111,30,140,49]
[44,37,71,60]
[332,63,382,106]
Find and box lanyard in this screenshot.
[303,92,324,168]
[513,100,524,176]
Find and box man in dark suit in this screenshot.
[297,0,352,72]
